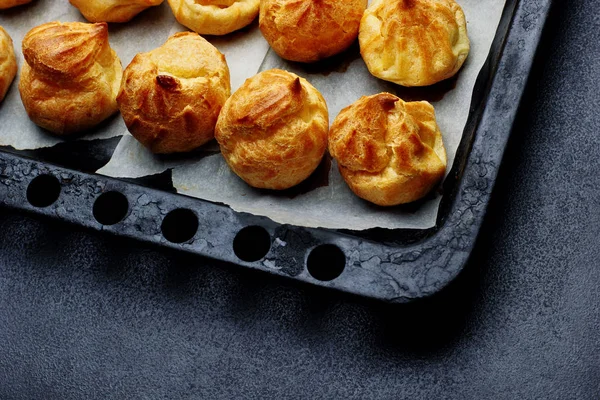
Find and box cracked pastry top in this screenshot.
[69,0,164,23]
[259,0,368,63]
[215,69,329,190]
[18,22,123,135]
[0,0,31,10]
[0,26,17,103]
[117,32,231,154]
[329,93,447,206]
[167,0,260,35]
[359,0,470,87]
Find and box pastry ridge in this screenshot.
[329,93,447,206]
[359,0,470,87]
[18,22,123,135]
[215,69,329,190]
[0,26,17,102]
[117,32,231,154]
[259,0,368,63]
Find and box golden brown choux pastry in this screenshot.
[215,69,329,190]
[359,0,470,87]
[69,0,164,23]
[0,0,32,10]
[329,93,447,206]
[259,0,367,63]
[19,22,122,135]
[0,26,17,103]
[167,0,260,36]
[117,32,231,154]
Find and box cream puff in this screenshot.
[329,93,447,205]
[259,0,367,63]
[167,0,260,36]
[69,0,164,23]
[215,69,329,190]
[19,22,123,135]
[0,0,32,10]
[359,0,470,87]
[117,32,231,153]
[0,26,17,102]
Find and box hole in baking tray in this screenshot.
[93,191,129,226]
[233,226,271,262]
[307,245,346,282]
[161,209,199,244]
[26,174,61,208]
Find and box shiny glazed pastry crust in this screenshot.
[329,93,447,206]
[215,69,329,190]
[359,0,470,87]
[259,0,367,63]
[117,32,231,154]
[0,26,17,102]
[167,0,260,36]
[18,22,122,135]
[0,0,32,10]
[69,0,164,23]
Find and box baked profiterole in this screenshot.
[167,0,260,35]
[117,32,231,154]
[329,93,447,206]
[359,0,470,87]
[0,26,17,102]
[215,69,328,190]
[0,0,31,9]
[19,22,122,135]
[259,0,367,63]
[69,0,164,23]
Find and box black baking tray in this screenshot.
[0,0,552,303]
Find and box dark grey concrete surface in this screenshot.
[0,0,599,398]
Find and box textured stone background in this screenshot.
[0,0,599,398]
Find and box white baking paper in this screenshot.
[28,0,506,230]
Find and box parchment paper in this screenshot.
[21,0,506,230]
